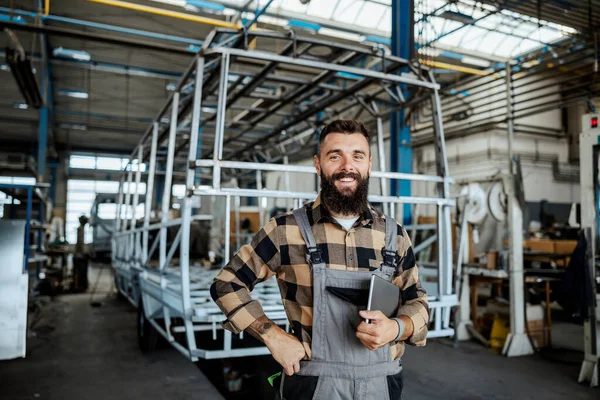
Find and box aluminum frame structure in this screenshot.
[112,28,457,361]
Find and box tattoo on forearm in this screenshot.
[247,316,275,342]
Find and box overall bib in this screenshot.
[275,208,404,400]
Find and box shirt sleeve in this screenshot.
[210,217,280,334]
[392,225,429,346]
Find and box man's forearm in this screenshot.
[246,315,279,343]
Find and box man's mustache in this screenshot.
[331,172,361,181]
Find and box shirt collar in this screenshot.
[310,192,376,227]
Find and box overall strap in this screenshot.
[292,208,324,266]
[381,215,399,279]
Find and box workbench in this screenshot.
[459,265,563,348]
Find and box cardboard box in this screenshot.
[524,239,554,253]
[554,240,577,255]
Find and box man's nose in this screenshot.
[340,155,355,171]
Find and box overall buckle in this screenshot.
[381,248,398,269]
[307,246,323,265]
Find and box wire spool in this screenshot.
[458,183,487,225]
[488,181,507,222]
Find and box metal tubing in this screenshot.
[179,56,205,357]
[374,103,388,215]
[203,47,438,90]
[115,176,125,231]
[123,168,133,230]
[143,123,158,264]
[224,195,231,264]
[160,92,180,271]
[212,54,230,190]
[193,187,455,206]
[89,0,238,28]
[0,20,192,56]
[194,159,449,183]
[130,145,143,267]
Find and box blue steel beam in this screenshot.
[0,49,183,79]
[38,18,53,184]
[245,0,276,29]
[391,0,412,225]
[0,7,203,47]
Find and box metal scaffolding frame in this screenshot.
[112,28,457,361]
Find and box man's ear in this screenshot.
[368,154,372,175]
[314,155,321,175]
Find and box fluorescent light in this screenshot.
[59,123,88,131]
[53,47,91,62]
[166,83,194,93]
[13,102,28,110]
[461,56,491,68]
[0,63,10,71]
[58,89,89,99]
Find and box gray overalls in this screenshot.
[276,208,403,400]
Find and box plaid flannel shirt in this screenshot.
[210,194,429,360]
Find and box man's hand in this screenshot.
[247,316,305,376]
[356,311,413,350]
[264,328,306,376]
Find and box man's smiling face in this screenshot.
[315,132,372,195]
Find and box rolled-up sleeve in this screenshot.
[210,217,280,334]
[393,226,429,346]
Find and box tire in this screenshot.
[137,300,158,353]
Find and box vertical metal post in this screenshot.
[115,176,125,232]
[373,103,388,216]
[224,194,231,264]
[213,53,230,191]
[503,64,532,357]
[180,57,205,360]
[23,187,32,274]
[143,123,159,265]
[123,168,133,230]
[130,145,143,266]
[256,170,265,226]
[235,196,241,248]
[391,0,414,225]
[283,155,291,211]
[160,92,180,271]
[38,33,52,184]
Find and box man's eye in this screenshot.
[330,155,340,160]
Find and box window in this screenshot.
[70,155,96,169]
[66,179,145,244]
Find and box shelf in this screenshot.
[28,255,48,264]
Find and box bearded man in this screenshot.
[211,119,429,400]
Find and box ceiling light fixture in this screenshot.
[52,47,91,62]
[57,89,89,99]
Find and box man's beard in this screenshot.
[320,171,369,216]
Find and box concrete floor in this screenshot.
[0,264,597,400]
[0,264,223,400]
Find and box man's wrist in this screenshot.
[391,318,405,343]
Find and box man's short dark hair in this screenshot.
[318,119,370,155]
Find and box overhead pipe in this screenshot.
[419,59,498,77]
[437,50,593,111]
[87,0,239,29]
[415,59,597,130]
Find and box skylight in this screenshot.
[149,0,578,61]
